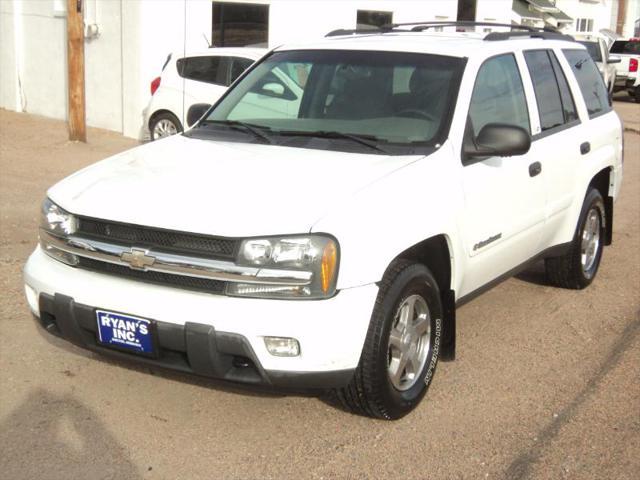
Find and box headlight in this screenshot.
[40,198,77,236]
[228,235,339,299]
[39,198,79,266]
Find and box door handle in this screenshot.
[529,161,542,177]
[580,142,591,155]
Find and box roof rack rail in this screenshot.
[387,20,549,32]
[325,27,397,37]
[484,31,575,41]
[325,21,575,42]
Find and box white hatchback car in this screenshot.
[26,23,623,419]
[143,47,266,140]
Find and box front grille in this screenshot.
[78,257,226,294]
[77,218,238,259]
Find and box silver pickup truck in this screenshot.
[610,38,640,102]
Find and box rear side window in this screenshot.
[524,50,577,132]
[610,40,640,54]
[468,54,530,135]
[563,49,611,118]
[577,41,602,62]
[524,50,565,131]
[177,56,227,85]
[230,57,254,84]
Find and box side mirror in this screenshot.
[607,55,622,64]
[187,103,212,127]
[463,123,531,162]
[260,82,285,97]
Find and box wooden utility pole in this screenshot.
[616,0,627,36]
[67,0,86,142]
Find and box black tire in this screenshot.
[335,259,443,419]
[545,188,605,289]
[150,112,183,141]
[635,86,640,104]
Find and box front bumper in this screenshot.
[24,247,379,389]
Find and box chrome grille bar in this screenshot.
[40,230,312,286]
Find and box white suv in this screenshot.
[143,47,266,140]
[25,23,623,419]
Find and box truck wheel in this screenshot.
[335,259,442,419]
[545,188,605,289]
[150,112,183,140]
[635,86,640,103]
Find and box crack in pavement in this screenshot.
[503,310,640,480]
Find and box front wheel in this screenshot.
[335,260,443,419]
[545,188,605,289]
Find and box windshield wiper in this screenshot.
[277,130,389,154]
[200,120,274,144]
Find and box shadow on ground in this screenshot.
[0,388,143,479]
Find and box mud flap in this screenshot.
[604,196,613,246]
[440,289,456,361]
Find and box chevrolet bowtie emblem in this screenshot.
[121,248,156,270]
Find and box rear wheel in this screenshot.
[545,188,605,289]
[150,112,183,140]
[335,259,442,419]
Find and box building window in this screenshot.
[212,2,269,47]
[356,10,393,29]
[575,18,594,32]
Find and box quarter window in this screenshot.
[177,56,227,86]
[563,49,611,118]
[468,54,530,136]
[230,57,254,84]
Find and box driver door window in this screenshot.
[468,54,530,136]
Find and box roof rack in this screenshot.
[325,21,575,42]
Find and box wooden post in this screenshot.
[67,0,86,142]
[616,0,627,36]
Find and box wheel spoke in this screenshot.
[413,315,429,337]
[398,302,411,329]
[388,330,404,351]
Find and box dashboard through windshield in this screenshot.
[191,49,465,155]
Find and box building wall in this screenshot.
[0,1,68,120]
[555,0,615,33]
[474,0,513,25]
[1,0,632,140]
[1,0,459,139]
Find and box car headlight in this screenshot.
[228,235,339,299]
[39,198,79,265]
[40,198,77,236]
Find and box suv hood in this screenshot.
[49,135,422,237]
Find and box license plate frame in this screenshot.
[95,309,158,358]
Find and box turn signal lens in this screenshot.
[321,241,337,294]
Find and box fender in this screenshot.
[312,143,466,292]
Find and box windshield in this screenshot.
[192,50,464,155]
[578,41,602,62]
[610,40,640,54]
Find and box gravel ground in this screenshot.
[0,97,638,480]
